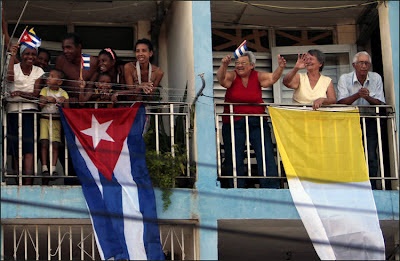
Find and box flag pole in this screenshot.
[2,0,28,82]
[79,58,83,80]
[6,1,29,52]
[237,40,246,49]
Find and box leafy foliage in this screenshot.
[145,146,188,211]
[144,82,196,211]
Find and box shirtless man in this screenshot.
[54,33,97,184]
[55,33,97,108]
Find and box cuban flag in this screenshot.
[19,27,41,48]
[60,103,165,260]
[269,106,385,260]
[233,40,248,59]
[81,53,91,70]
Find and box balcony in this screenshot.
[2,101,399,191]
[1,101,195,189]
[215,102,399,190]
[1,221,198,260]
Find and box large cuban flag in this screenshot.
[60,103,165,260]
[269,106,385,260]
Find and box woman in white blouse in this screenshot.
[282,49,336,110]
[6,44,44,185]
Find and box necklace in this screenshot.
[20,64,32,76]
[136,61,152,84]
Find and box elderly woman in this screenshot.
[282,49,336,110]
[217,51,286,188]
[6,43,44,185]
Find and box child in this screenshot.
[39,69,69,181]
[80,72,114,108]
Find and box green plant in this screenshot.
[144,81,196,210]
[145,146,188,211]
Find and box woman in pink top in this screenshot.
[282,49,336,110]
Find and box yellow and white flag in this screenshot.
[269,106,385,260]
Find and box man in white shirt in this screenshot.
[337,51,385,189]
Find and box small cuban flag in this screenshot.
[233,40,247,59]
[81,53,91,70]
[19,27,42,49]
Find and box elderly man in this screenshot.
[337,51,385,189]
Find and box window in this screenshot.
[74,26,134,50]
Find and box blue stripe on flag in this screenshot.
[82,54,91,70]
[28,32,41,47]
[127,105,165,258]
[233,43,248,59]
[21,42,36,49]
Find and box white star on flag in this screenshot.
[81,115,115,149]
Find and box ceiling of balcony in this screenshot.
[2,0,375,28]
[211,0,375,28]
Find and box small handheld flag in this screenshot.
[80,53,91,80]
[19,27,41,49]
[81,53,91,70]
[233,40,247,59]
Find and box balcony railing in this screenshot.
[215,102,399,190]
[1,101,195,188]
[1,221,198,260]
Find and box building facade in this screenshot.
[1,1,399,260]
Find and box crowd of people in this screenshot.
[218,49,385,189]
[2,23,385,188]
[4,32,164,185]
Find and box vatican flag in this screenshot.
[269,106,385,260]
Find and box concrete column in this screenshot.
[378,3,394,106]
[378,2,399,190]
[137,20,151,41]
[336,24,357,80]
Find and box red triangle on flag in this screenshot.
[63,104,141,180]
[19,29,32,43]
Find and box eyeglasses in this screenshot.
[235,61,250,66]
[355,61,371,66]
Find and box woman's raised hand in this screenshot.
[221,55,232,67]
[294,53,307,70]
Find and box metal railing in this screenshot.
[1,101,195,187]
[1,221,198,260]
[215,102,399,190]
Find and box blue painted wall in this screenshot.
[191,1,219,259]
[2,186,398,220]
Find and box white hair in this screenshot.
[353,51,372,64]
[241,51,257,66]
